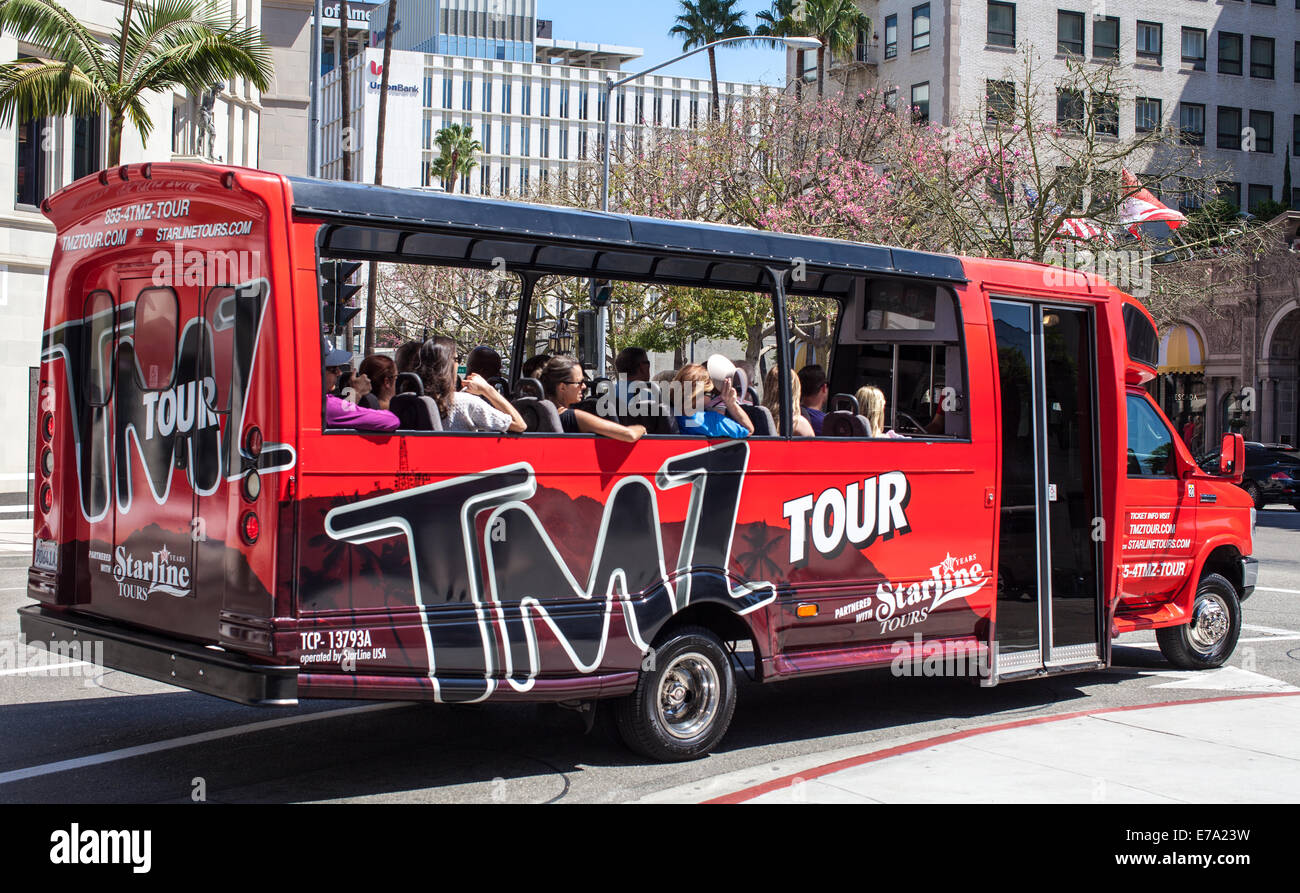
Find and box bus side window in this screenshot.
[133,287,179,391]
[827,279,968,439]
[1127,394,1176,477]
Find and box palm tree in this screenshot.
[338,0,352,180]
[757,0,868,97]
[669,0,750,122]
[803,0,870,98]
[0,0,271,166]
[429,124,481,195]
[363,0,400,356]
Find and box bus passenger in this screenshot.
[418,337,527,433]
[674,362,753,438]
[764,367,814,437]
[798,364,829,435]
[541,356,646,442]
[855,385,905,439]
[358,354,397,411]
[466,345,503,381]
[520,353,551,382]
[324,348,399,432]
[394,340,422,373]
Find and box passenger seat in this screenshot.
[512,397,562,432]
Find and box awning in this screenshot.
[1158,324,1205,373]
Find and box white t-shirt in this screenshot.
[444,391,512,432]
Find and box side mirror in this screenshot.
[1219,433,1245,484]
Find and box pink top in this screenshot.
[325,394,400,431]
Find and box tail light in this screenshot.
[240,511,260,544]
[39,484,52,513]
[40,411,54,442]
[1270,472,1291,481]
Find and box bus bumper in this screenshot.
[1241,556,1258,600]
[18,605,299,706]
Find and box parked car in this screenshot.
[1198,441,1300,509]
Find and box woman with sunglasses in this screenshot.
[540,356,645,442]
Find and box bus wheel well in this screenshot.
[655,605,759,674]
[1201,546,1243,594]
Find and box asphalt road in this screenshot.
[1,511,1296,804]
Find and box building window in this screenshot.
[1249,109,1274,152]
[912,4,930,51]
[521,124,530,157]
[15,116,52,207]
[502,124,511,156]
[559,128,569,159]
[1057,10,1084,56]
[484,80,493,112]
[883,88,897,112]
[911,82,929,123]
[634,93,644,123]
[598,91,607,122]
[72,112,102,182]
[672,97,681,127]
[1217,106,1242,150]
[540,127,549,158]
[1218,181,1240,210]
[463,79,472,110]
[440,75,451,108]
[987,1,1015,48]
[559,86,569,118]
[1250,36,1275,79]
[1056,87,1084,132]
[1135,97,1161,132]
[985,79,1014,123]
[1136,21,1162,64]
[481,163,490,194]
[521,83,531,115]
[885,14,897,59]
[1181,27,1206,70]
[1093,16,1119,60]
[502,165,510,194]
[503,82,512,114]
[1094,92,1119,136]
[578,89,588,120]
[1248,184,1272,212]
[653,94,662,125]
[1179,103,1205,145]
[1219,32,1243,75]
[690,98,699,126]
[579,129,588,158]
[541,84,551,116]
[483,121,492,154]
[1178,177,1203,212]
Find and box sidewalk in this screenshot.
[0,518,33,554]
[654,692,1300,803]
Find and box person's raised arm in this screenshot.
[463,373,526,433]
[718,379,754,434]
[573,409,645,443]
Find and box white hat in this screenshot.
[706,354,745,392]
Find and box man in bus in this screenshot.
[324,347,400,431]
[465,345,503,383]
[798,364,829,435]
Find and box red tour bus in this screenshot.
[22,163,1255,760]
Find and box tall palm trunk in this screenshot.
[363,0,400,355]
[707,46,720,122]
[339,0,352,181]
[108,110,125,166]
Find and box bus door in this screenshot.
[990,299,1103,678]
[101,276,204,626]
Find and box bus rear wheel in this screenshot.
[614,626,736,762]
[1156,573,1242,670]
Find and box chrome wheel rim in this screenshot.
[657,652,719,740]
[1190,592,1230,650]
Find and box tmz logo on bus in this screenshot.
[139,378,221,441]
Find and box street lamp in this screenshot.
[591,34,822,375]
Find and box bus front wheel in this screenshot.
[614,626,736,762]
[1156,573,1242,670]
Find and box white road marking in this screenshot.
[1123,635,1300,649]
[1255,587,1300,595]
[1243,623,1300,636]
[0,702,408,786]
[1148,666,1299,692]
[0,588,29,592]
[0,661,91,676]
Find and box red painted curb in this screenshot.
[705,690,1300,804]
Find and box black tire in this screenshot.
[1243,482,1263,510]
[1156,573,1242,670]
[614,625,736,762]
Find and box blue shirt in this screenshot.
[802,407,826,436]
[676,410,749,438]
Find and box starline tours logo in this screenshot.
[112,543,191,601]
[837,552,990,635]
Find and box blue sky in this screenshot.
[542,0,789,86]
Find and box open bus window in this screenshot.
[133,287,179,391]
[83,290,115,407]
[1127,394,1176,477]
[828,279,969,439]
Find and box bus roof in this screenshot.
[287,176,967,297]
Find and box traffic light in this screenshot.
[320,260,363,336]
[576,309,599,369]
